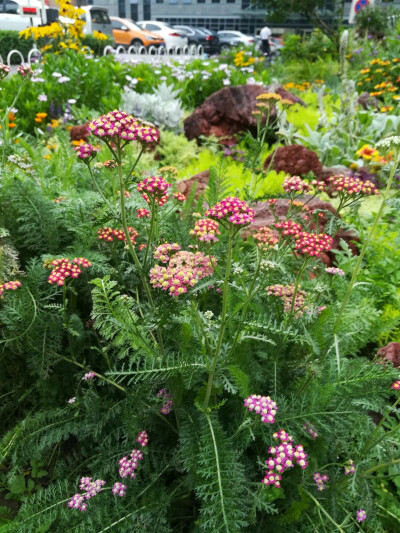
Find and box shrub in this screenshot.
[0,31,35,64]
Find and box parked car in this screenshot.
[59,6,113,37]
[173,25,220,54]
[0,0,45,31]
[217,30,255,51]
[137,20,188,49]
[111,17,164,49]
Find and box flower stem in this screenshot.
[332,153,399,336]
[203,226,234,410]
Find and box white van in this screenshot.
[0,0,46,31]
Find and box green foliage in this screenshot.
[281,30,337,63]
[0,31,35,63]
[355,5,388,35]
[83,34,114,55]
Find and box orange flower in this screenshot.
[8,122,16,128]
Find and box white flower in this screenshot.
[58,76,70,83]
[52,72,61,77]
[376,136,400,153]
[68,99,77,104]
[38,94,47,102]
[68,397,76,404]
[31,77,44,83]
[223,78,231,86]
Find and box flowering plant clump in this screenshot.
[253,226,279,251]
[150,250,216,296]
[88,111,159,145]
[283,175,312,194]
[262,429,308,488]
[136,431,149,447]
[153,243,181,263]
[303,422,318,439]
[112,482,126,497]
[266,284,308,317]
[205,196,255,226]
[293,232,333,257]
[313,472,329,491]
[74,143,98,161]
[344,459,356,475]
[47,257,91,286]
[325,267,345,276]
[137,175,171,206]
[136,208,150,219]
[0,280,22,298]
[68,478,106,512]
[190,218,221,243]
[244,394,277,424]
[118,449,144,479]
[157,389,174,414]
[97,227,138,244]
[327,175,379,196]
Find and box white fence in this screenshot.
[1,44,204,68]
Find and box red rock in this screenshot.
[376,343,400,367]
[183,84,305,142]
[264,144,322,178]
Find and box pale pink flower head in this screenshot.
[205,196,255,226]
[112,482,126,497]
[153,242,181,263]
[17,65,33,78]
[244,394,277,424]
[328,175,378,196]
[283,176,312,194]
[313,472,329,491]
[0,64,10,80]
[136,431,149,447]
[356,509,366,523]
[190,218,221,243]
[74,143,98,162]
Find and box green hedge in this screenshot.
[0,31,35,64]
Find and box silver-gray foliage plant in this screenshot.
[122,82,184,132]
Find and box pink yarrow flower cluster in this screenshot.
[267,199,277,206]
[137,175,171,207]
[119,449,144,479]
[17,65,33,78]
[325,267,345,276]
[328,175,378,196]
[313,472,329,491]
[88,110,159,144]
[150,250,216,296]
[274,220,303,237]
[136,431,149,447]
[153,243,181,263]
[391,381,400,390]
[190,218,221,243]
[83,372,96,381]
[266,284,308,317]
[173,192,186,202]
[253,227,279,251]
[357,509,367,523]
[136,208,150,219]
[294,232,333,257]
[157,388,174,414]
[205,196,255,225]
[68,478,106,512]
[112,482,126,497]
[283,176,312,194]
[244,394,277,424]
[262,429,308,488]
[344,459,355,475]
[47,258,91,286]
[0,280,21,298]
[303,422,318,439]
[97,227,138,244]
[0,64,10,80]
[74,143,98,161]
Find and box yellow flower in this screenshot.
[349,163,358,170]
[257,93,281,102]
[360,68,370,74]
[43,155,51,159]
[356,144,378,160]
[380,106,394,113]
